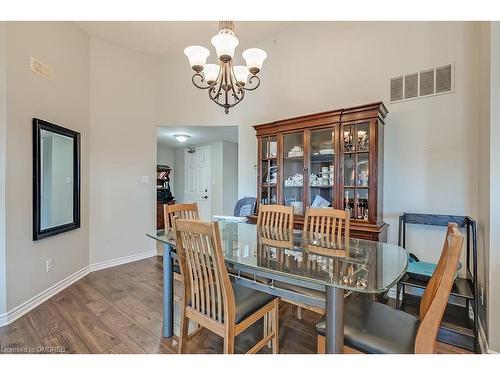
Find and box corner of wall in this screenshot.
[0,21,7,315]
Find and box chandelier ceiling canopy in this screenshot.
[184,21,267,114]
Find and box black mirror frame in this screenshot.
[33,118,81,241]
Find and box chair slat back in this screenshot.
[257,204,294,231]
[174,219,235,325]
[164,203,199,229]
[415,223,463,353]
[303,208,350,245]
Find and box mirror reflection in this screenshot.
[40,129,75,230]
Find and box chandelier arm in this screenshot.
[212,65,225,103]
[237,86,245,103]
[228,64,242,102]
[191,73,212,90]
[242,75,261,91]
[208,85,221,106]
[208,87,228,109]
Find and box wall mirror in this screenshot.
[33,118,80,240]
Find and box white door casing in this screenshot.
[184,146,210,220]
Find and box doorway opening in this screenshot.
[156,126,239,229]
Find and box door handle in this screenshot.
[202,195,208,199]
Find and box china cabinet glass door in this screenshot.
[260,136,278,205]
[343,122,370,221]
[282,132,304,214]
[308,128,334,209]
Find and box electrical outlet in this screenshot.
[46,258,53,273]
[480,287,485,306]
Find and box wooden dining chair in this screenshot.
[276,208,351,319]
[164,202,199,230]
[303,207,350,245]
[163,203,199,283]
[174,218,280,354]
[257,204,294,231]
[316,223,464,354]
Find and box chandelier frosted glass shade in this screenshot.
[203,64,220,84]
[184,46,210,72]
[211,29,239,62]
[184,22,266,114]
[242,48,267,74]
[233,65,250,85]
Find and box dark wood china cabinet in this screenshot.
[252,102,388,242]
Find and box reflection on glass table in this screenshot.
[147,221,407,354]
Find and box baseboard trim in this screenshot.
[0,266,88,327]
[88,250,157,273]
[0,250,156,328]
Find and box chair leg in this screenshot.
[178,310,189,354]
[223,324,235,354]
[272,299,279,354]
[317,335,325,354]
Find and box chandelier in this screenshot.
[184,21,267,114]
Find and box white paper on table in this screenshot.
[311,195,331,208]
[213,215,248,222]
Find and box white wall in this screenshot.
[4,22,90,310]
[89,38,159,264]
[0,22,7,315]
[158,22,479,260]
[488,21,500,352]
[157,143,175,193]
[477,21,491,344]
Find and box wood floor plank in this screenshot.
[0,256,472,354]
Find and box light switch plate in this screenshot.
[141,176,150,184]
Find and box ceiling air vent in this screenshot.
[390,63,454,103]
[30,57,53,81]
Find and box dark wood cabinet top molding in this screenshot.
[254,102,388,136]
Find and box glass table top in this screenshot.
[147,221,407,293]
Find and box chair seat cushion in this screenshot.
[273,281,325,301]
[187,283,274,324]
[233,283,274,323]
[316,296,419,354]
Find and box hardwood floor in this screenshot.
[0,256,471,354]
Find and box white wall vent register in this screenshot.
[390,63,454,103]
[30,57,53,81]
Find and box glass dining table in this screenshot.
[147,221,408,354]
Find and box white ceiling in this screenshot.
[157,126,238,148]
[75,21,296,57]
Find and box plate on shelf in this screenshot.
[319,149,334,155]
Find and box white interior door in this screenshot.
[185,146,210,220]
